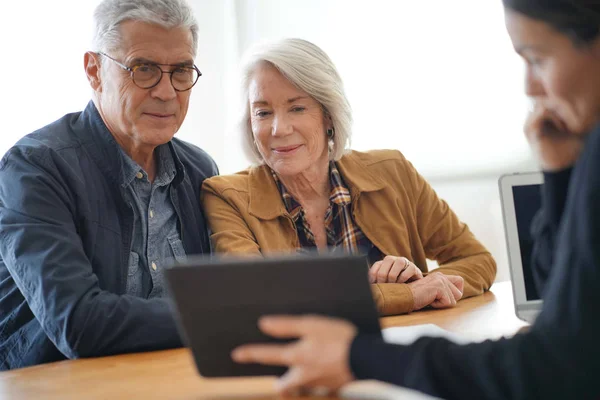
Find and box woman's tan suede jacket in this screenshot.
[201,149,496,315]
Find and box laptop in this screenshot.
[499,172,544,323]
[165,253,381,378]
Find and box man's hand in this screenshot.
[232,315,357,395]
[369,256,424,284]
[408,273,464,311]
[525,102,585,171]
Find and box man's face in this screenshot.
[90,21,196,153]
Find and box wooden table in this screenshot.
[0,281,526,400]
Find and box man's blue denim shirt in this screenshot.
[0,101,218,369]
[119,142,182,299]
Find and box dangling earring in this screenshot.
[327,128,335,155]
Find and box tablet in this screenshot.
[166,253,381,377]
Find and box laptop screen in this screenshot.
[512,184,542,301]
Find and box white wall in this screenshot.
[232,0,535,178]
[0,2,98,151]
[0,0,238,170]
[1,0,537,281]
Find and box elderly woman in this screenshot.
[201,39,496,315]
[231,1,600,398]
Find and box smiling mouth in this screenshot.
[272,145,302,154]
[144,113,174,118]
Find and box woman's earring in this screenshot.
[326,128,335,139]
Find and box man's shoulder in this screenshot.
[24,111,84,148]
[1,111,86,169]
[171,138,218,178]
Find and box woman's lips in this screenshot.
[272,144,302,154]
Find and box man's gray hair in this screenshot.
[92,0,198,56]
[240,38,353,164]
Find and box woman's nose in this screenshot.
[272,114,293,136]
[525,67,545,98]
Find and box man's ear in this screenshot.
[84,51,102,92]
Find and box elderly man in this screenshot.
[0,0,217,370]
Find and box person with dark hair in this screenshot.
[229,1,600,399]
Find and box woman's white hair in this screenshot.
[92,0,198,56]
[239,38,353,164]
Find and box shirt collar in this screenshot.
[271,161,352,220]
[247,151,387,221]
[119,143,177,187]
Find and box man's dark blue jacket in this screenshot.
[0,102,218,369]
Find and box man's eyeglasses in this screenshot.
[97,52,201,92]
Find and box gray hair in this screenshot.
[92,0,198,56]
[239,38,353,164]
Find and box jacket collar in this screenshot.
[247,151,386,220]
[77,101,186,187]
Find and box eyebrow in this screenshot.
[514,44,545,55]
[251,96,309,107]
[127,57,195,67]
[287,96,308,103]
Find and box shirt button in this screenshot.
[136,172,143,179]
[149,209,154,218]
[151,262,157,271]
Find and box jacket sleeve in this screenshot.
[201,179,415,316]
[370,283,415,316]
[201,179,262,255]
[407,158,496,298]
[530,168,572,297]
[0,147,182,359]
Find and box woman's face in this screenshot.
[505,9,600,135]
[248,63,331,177]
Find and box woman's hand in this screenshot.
[525,103,585,171]
[232,315,357,395]
[407,273,464,311]
[368,255,423,284]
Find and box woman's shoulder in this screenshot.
[202,165,269,195]
[343,148,408,163]
[336,149,423,193]
[340,149,411,173]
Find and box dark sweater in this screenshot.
[350,125,600,400]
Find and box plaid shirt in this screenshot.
[272,162,381,260]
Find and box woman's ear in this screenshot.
[84,51,102,92]
[324,110,334,130]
